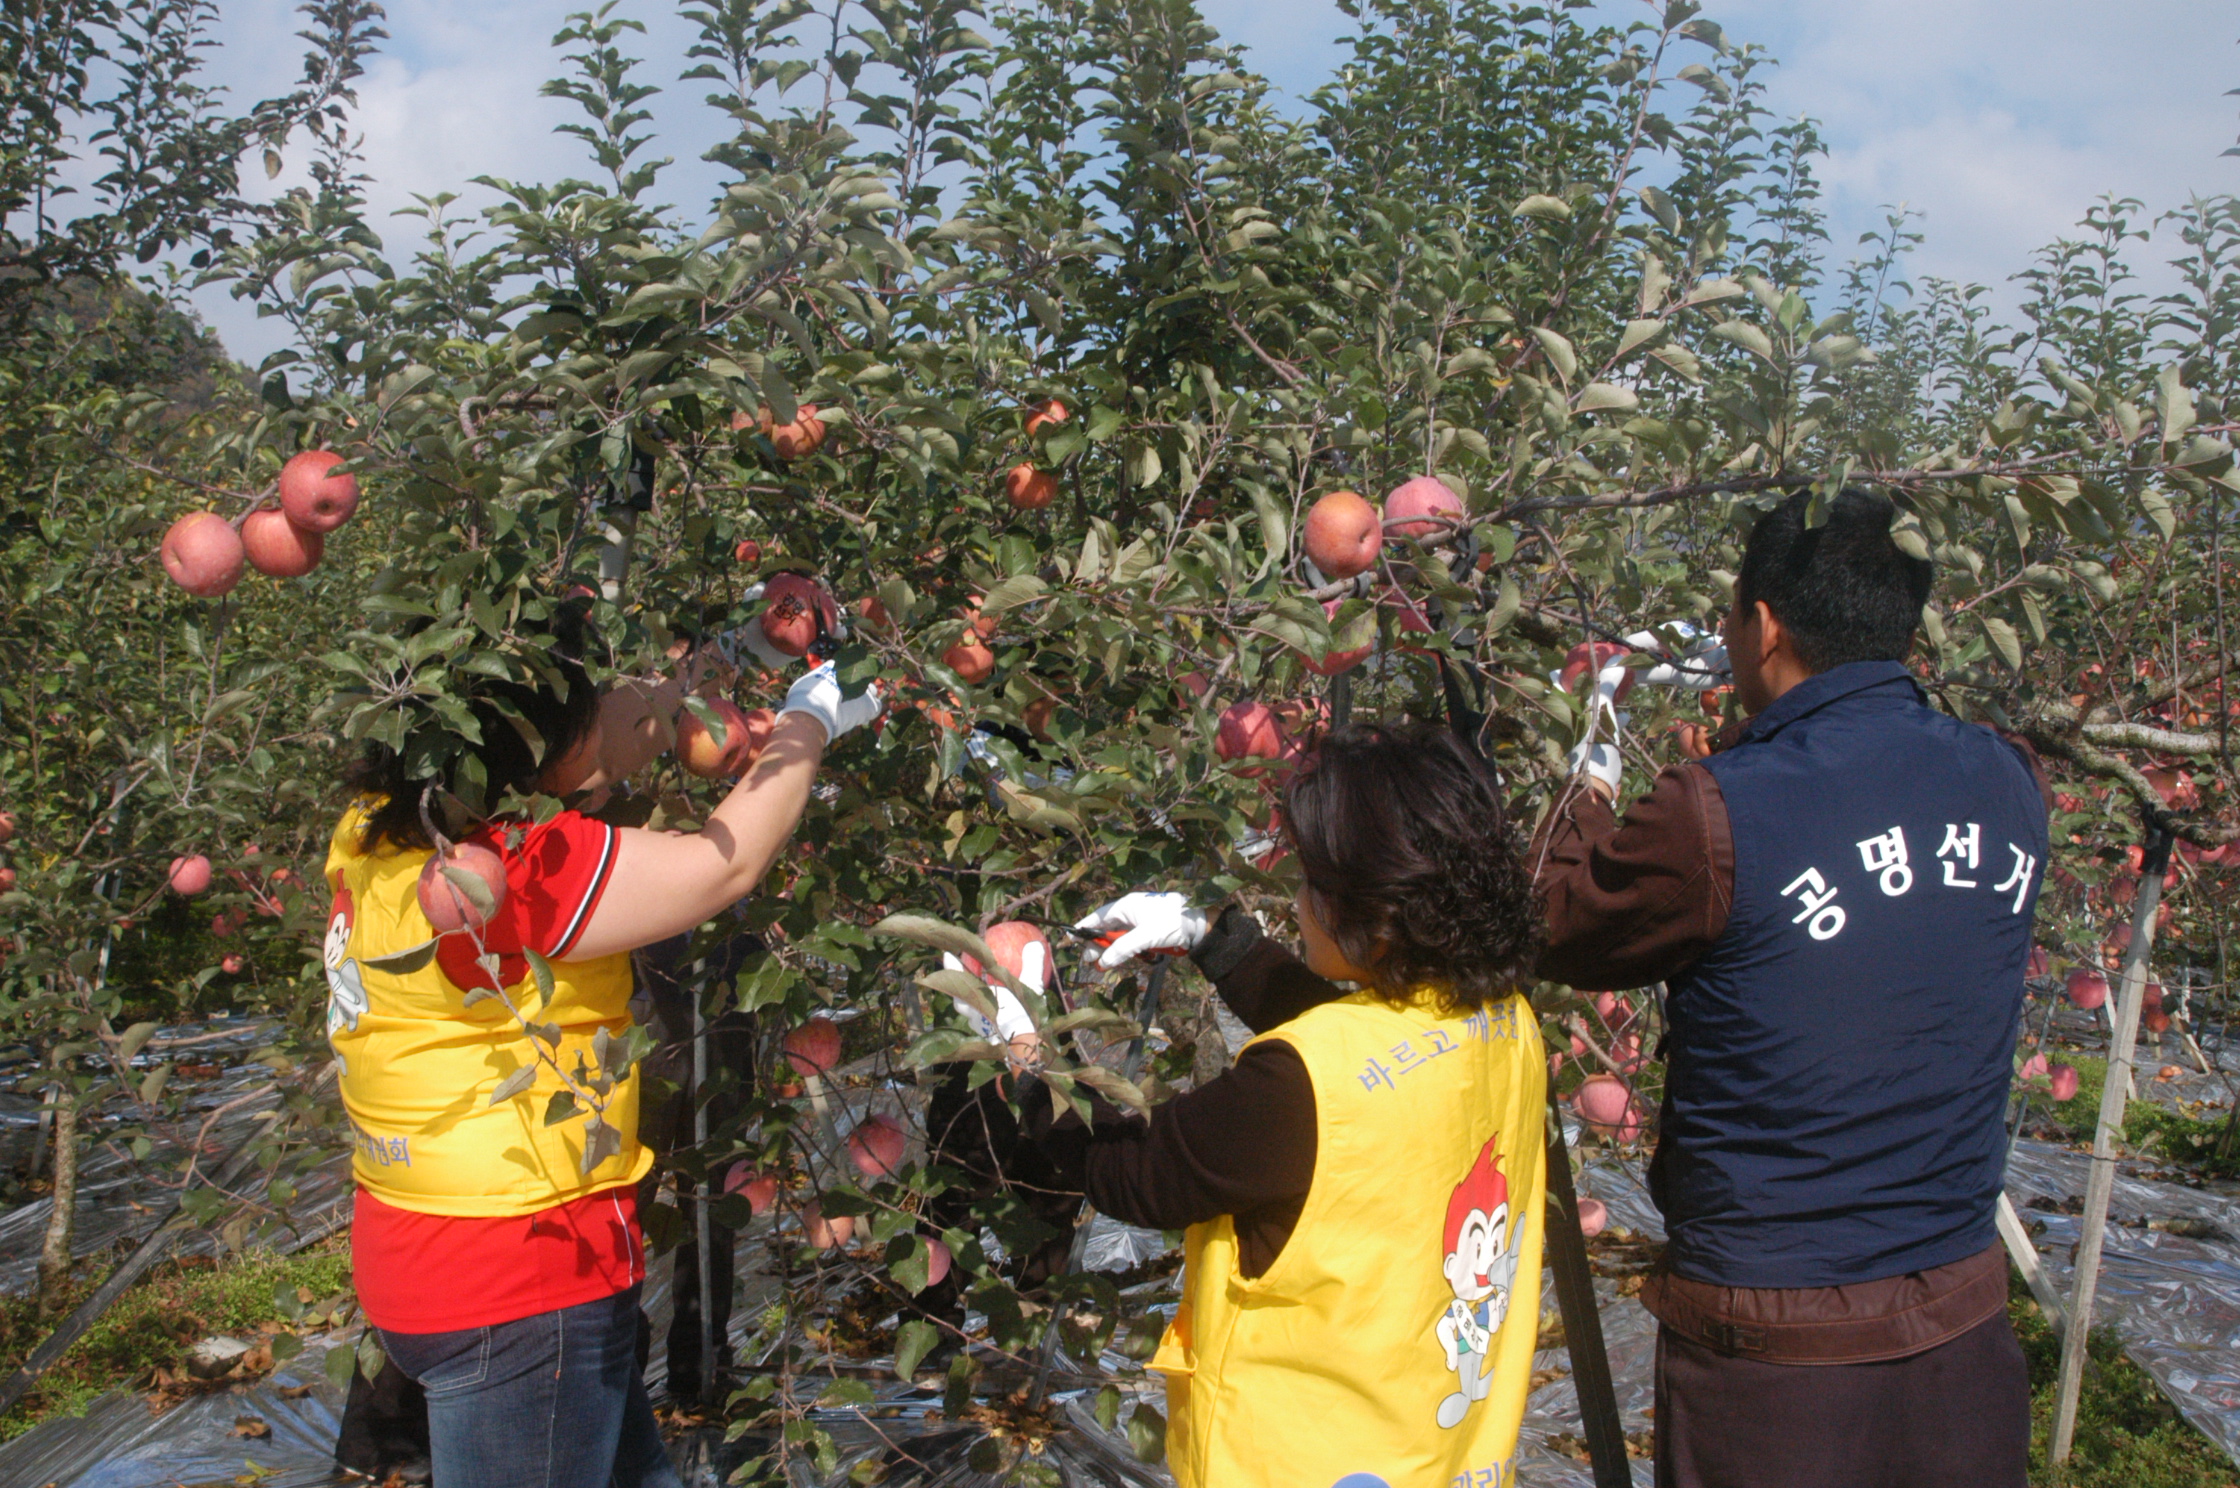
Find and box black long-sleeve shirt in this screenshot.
[1029,909,1337,1277]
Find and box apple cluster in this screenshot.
[158,450,362,598]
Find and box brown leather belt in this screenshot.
[1638,1243,2009,1365]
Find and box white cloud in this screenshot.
[185,0,2238,356]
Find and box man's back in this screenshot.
[1664,660,2050,1286]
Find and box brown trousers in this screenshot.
[1653,1310,2030,1488]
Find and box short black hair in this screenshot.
[343,602,603,854]
[1735,487,1934,671]
[1281,723,1541,1015]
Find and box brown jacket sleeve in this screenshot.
[1532,766,1736,990]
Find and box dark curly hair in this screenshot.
[1281,722,1542,1015]
[342,603,603,854]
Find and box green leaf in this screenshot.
[980,575,1046,616]
[1514,194,1572,221]
[1531,327,1578,385]
[115,1021,160,1063]
[324,1340,358,1392]
[1575,383,1638,415]
[1981,615,2023,671]
[489,1065,536,1105]
[1708,320,1775,364]
[894,1318,939,1379]
[1615,319,1665,360]
[362,939,438,975]
[580,1115,622,1173]
[523,947,557,1009]
[439,865,498,921]
[544,1089,580,1127]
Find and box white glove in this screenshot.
[738,620,795,673]
[779,661,883,744]
[1567,740,1623,793]
[1566,660,1627,793]
[1627,625,1729,690]
[1073,891,1210,970]
[941,950,1041,1042]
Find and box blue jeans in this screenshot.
[378,1284,680,1488]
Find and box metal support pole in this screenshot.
[691,977,716,1407]
[2051,824,2173,1463]
[1543,1114,1630,1488]
[1026,959,1169,1409]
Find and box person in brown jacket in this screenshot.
[1536,488,2050,1487]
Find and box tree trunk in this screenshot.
[36,1081,77,1306]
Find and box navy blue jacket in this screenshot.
[1644,661,2050,1287]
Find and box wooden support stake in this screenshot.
[1544,1115,1630,1488]
[2050,825,2173,1464]
[1996,1193,2063,1338]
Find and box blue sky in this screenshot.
[187,0,2238,358]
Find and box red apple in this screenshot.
[1025,399,1068,437]
[1559,641,1635,700]
[962,921,1052,990]
[800,1201,854,1250]
[1216,700,1289,775]
[0,867,14,892]
[1004,463,1058,512]
[1024,695,1057,741]
[278,450,359,533]
[847,1114,909,1180]
[784,1016,844,1077]
[169,855,213,896]
[1576,1197,1609,1239]
[734,538,762,564]
[1572,1074,1632,1134]
[1303,490,1382,580]
[924,1235,953,1287]
[2065,968,2108,1011]
[723,1164,781,1217]
[417,841,508,934]
[760,573,833,658]
[2025,946,2052,979]
[676,699,771,778]
[1178,670,1211,700]
[2145,1009,2173,1034]
[160,512,246,598]
[961,596,1000,639]
[1382,475,1464,540]
[0,811,14,845]
[221,953,245,974]
[2049,1063,2080,1102]
[944,635,995,684]
[2020,1052,2050,1081]
[764,405,828,461]
[241,507,324,578]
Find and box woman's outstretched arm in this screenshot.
[562,666,878,959]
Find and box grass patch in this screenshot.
[2025,1054,2240,1178]
[2013,1273,2238,1486]
[0,1237,353,1444]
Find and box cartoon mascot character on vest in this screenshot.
[323,877,367,1072]
[1436,1136,1520,1429]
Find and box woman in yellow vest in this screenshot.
[1056,723,1548,1487]
[322,600,879,1488]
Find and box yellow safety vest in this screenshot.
[321,806,650,1216]
[1152,990,1546,1488]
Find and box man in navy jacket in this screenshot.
[1535,487,2050,1488]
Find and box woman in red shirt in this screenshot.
[325,602,878,1488]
